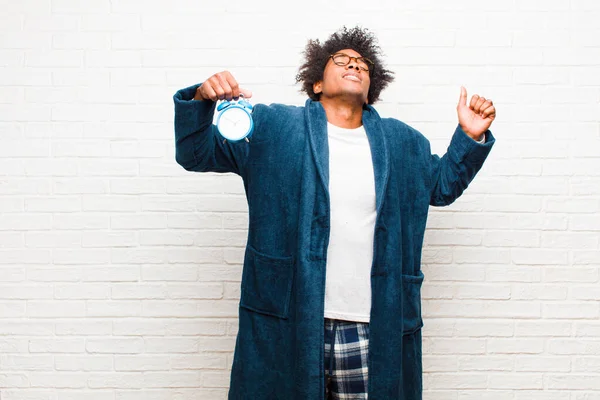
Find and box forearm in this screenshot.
[173,84,246,174]
[429,124,495,206]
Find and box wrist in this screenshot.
[461,126,484,142]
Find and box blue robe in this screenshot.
[173,84,495,399]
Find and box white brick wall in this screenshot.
[1,0,599,398]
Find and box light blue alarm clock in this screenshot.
[215,94,254,142]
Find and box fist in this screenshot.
[457,86,496,141]
[194,71,252,102]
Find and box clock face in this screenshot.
[218,107,252,140]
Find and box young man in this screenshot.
[173,26,495,400]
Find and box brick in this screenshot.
[55,321,112,336]
[515,321,572,337]
[54,355,113,371]
[165,320,228,336]
[546,198,600,213]
[111,214,166,229]
[454,248,511,264]
[576,323,600,337]
[86,338,144,354]
[170,354,227,370]
[82,266,140,282]
[0,285,53,299]
[423,300,540,318]
[487,339,544,354]
[544,303,599,319]
[142,372,201,388]
[82,231,137,248]
[1,355,54,371]
[54,179,109,194]
[138,231,195,246]
[423,338,485,355]
[112,320,166,336]
[510,214,568,230]
[423,265,486,282]
[86,301,141,317]
[544,267,598,283]
[114,355,170,371]
[141,265,198,282]
[458,356,513,372]
[144,338,198,354]
[488,373,543,389]
[53,249,110,264]
[0,140,50,157]
[28,266,82,282]
[0,250,51,264]
[548,340,600,355]
[453,284,511,300]
[512,249,569,266]
[426,373,487,389]
[486,266,542,282]
[110,284,167,300]
[483,230,540,247]
[28,339,85,353]
[55,284,109,299]
[574,358,600,373]
[166,283,223,300]
[547,375,600,390]
[511,284,567,300]
[1,214,52,230]
[87,373,144,388]
[424,230,482,246]
[111,178,166,194]
[0,231,24,247]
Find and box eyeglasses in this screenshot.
[329,53,374,72]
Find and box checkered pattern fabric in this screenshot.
[324,318,370,399]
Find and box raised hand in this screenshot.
[457,86,496,141]
[194,70,252,102]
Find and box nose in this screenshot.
[346,62,360,71]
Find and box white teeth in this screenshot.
[344,75,360,82]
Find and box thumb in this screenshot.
[239,88,253,99]
[458,86,467,108]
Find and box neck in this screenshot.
[319,97,364,129]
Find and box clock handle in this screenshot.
[237,93,253,110]
[217,101,231,112]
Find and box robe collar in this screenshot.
[304,99,390,214]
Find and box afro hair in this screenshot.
[295,26,394,104]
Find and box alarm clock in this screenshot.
[215,94,254,143]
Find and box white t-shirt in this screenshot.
[324,122,376,323]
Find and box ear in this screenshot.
[313,81,322,94]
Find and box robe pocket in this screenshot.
[247,138,276,165]
[402,271,424,335]
[240,245,294,319]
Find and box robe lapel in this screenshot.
[305,100,390,215]
[305,100,330,194]
[363,105,390,214]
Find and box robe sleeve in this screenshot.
[172,83,249,176]
[429,124,495,206]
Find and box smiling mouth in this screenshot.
[343,74,361,82]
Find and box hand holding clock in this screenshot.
[194,71,252,102]
[198,71,254,142]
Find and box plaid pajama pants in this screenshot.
[324,318,370,399]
